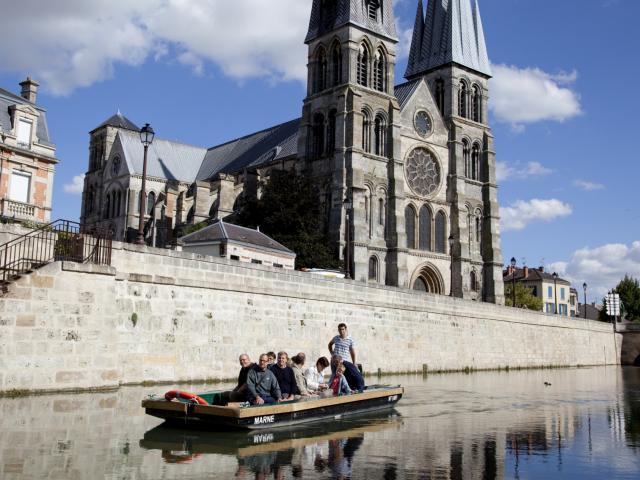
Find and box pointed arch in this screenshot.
[368,255,379,282]
[104,194,110,220]
[435,78,445,115]
[361,108,372,152]
[316,47,328,92]
[435,210,446,253]
[458,80,468,118]
[374,113,386,157]
[470,270,478,292]
[419,204,432,251]
[357,43,370,87]
[472,84,482,122]
[411,263,445,295]
[471,142,481,181]
[312,112,325,159]
[365,185,373,238]
[405,204,417,249]
[373,48,387,92]
[327,109,337,155]
[462,138,471,178]
[331,41,342,86]
[116,190,122,217]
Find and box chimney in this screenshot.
[19,76,39,103]
[538,266,544,273]
[523,266,529,278]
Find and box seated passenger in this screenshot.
[330,354,365,392]
[246,353,282,405]
[271,351,297,400]
[305,356,330,392]
[223,353,254,403]
[267,351,277,367]
[328,364,351,396]
[291,354,313,397]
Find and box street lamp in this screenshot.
[552,272,559,315]
[510,257,517,307]
[136,123,155,245]
[583,282,587,319]
[448,234,455,297]
[343,195,352,280]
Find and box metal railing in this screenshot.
[0,219,113,284]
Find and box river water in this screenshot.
[0,366,638,479]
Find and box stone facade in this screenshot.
[79,0,505,304]
[0,243,621,395]
[0,78,58,223]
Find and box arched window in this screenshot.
[475,210,482,245]
[312,113,325,159]
[419,205,432,251]
[458,81,468,118]
[471,143,480,181]
[470,270,478,292]
[374,114,386,157]
[435,211,446,253]
[462,139,470,178]
[357,44,369,87]
[361,110,371,152]
[327,109,337,155]
[365,189,372,238]
[317,49,328,92]
[368,256,378,281]
[405,205,416,249]
[472,85,482,122]
[331,43,342,86]
[378,197,385,226]
[374,49,386,92]
[116,190,122,217]
[104,195,110,219]
[147,191,155,215]
[435,79,445,115]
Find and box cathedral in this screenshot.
[80,0,505,304]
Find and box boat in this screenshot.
[141,384,403,430]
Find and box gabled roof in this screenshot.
[180,219,295,255]
[306,0,397,43]
[405,0,491,79]
[504,267,571,286]
[394,79,422,109]
[0,87,53,147]
[117,130,207,182]
[196,119,299,181]
[92,112,139,133]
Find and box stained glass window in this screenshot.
[405,148,441,197]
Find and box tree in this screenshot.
[615,275,640,322]
[504,283,543,311]
[234,170,340,270]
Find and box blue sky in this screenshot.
[0,0,638,298]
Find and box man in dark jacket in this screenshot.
[271,351,297,399]
[331,354,365,392]
[247,353,282,405]
[224,353,254,403]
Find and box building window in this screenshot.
[462,139,470,177]
[104,195,111,220]
[561,288,565,300]
[546,303,555,314]
[316,48,328,92]
[435,211,446,253]
[331,43,342,86]
[373,49,386,92]
[368,256,378,281]
[378,197,385,226]
[471,143,480,181]
[405,205,416,249]
[251,259,262,265]
[548,286,553,298]
[472,85,482,122]
[458,81,468,118]
[475,214,481,244]
[273,263,283,268]
[230,255,240,261]
[367,0,380,21]
[357,44,369,87]
[470,271,478,291]
[9,171,31,203]
[16,119,33,147]
[312,113,325,159]
[361,110,371,152]
[147,192,155,215]
[327,109,337,155]
[374,115,386,157]
[559,304,568,316]
[418,205,432,251]
[435,79,445,115]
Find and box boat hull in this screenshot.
[142,386,403,430]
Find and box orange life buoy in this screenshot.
[164,390,208,405]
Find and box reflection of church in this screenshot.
[80,0,504,304]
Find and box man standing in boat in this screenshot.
[328,323,356,365]
[246,353,282,405]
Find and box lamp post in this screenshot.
[552,272,559,315]
[343,195,352,280]
[448,234,455,297]
[583,282,587,319]
[135,123,155,245]
[510,257,516,307]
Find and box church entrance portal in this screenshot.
[411,264,444,295]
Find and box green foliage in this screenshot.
[614,275,640,321]
[130,313,138,327]
[179,220,209,237]
[235,170,339,269]
[504,282,544,311]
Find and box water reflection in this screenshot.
[0,367,639,479]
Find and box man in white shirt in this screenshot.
[328,323,356,364]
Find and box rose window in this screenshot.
[405,148,440,197]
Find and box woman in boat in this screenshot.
[291,354,314,397]
[305,356,330,393]
[271,351,297,400]
[328,364,351,396]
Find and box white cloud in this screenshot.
[549,241,640,298]
[573,179,605,191]
[63,174,85,195]
[0,0,314,95]
[501,198,572,231]
[497,161,553,182]
[490,64,582,131]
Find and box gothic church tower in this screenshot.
[299,0,406,285]
[405,0,504,303]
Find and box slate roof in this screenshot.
[196,118,300,181]
[92,112,139,133]
[504,267,571,286]
[394,79,422,109]
[118,130,207,182]
[0,87,53,147]
[180,219,295,255]
[405,0,491,79]
[306,0,397,43]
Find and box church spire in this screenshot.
[406,0,424,75]
[405,0,491,79]
[306,0,398,44]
